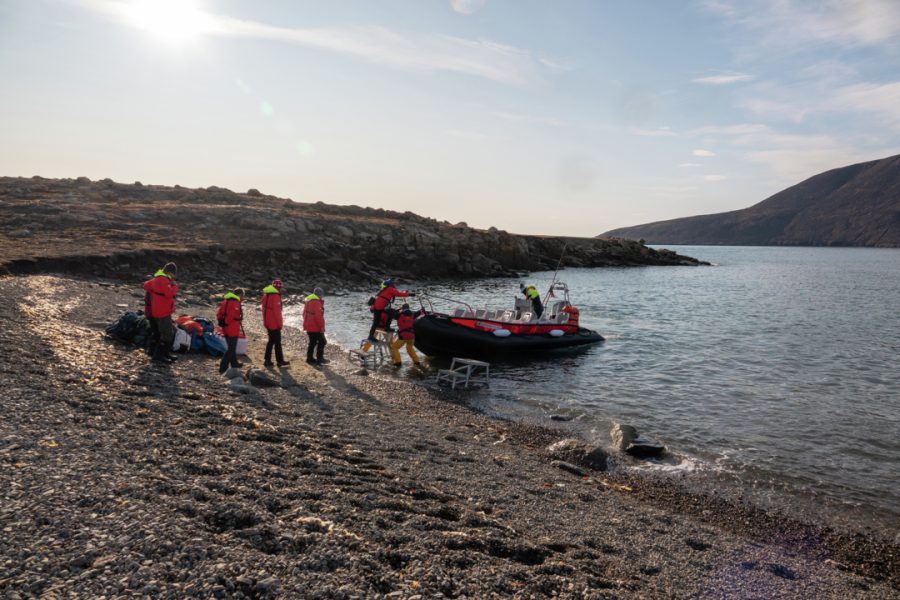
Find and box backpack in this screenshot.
[202,331,227,356]
[105,311,149,344]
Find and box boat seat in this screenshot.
[451,307,466,317]
[498,310,514,322]
[519,311,532,322]
[475,309,486,319]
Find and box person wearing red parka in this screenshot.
[303,286,326,365]
[142,262,178,363]
[391,303,422,367]
[368,278,414,342]
[261,279,289,368]
[216,288,244,374]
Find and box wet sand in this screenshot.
[0,275,896,598]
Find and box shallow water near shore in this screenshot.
[288,246,900,536]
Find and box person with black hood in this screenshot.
[391,303,422,367]
[142,262,179,363]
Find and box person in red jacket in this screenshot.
[142,262,179,363]
[391,303,422,367]
[368,278,414,342]
[216,288,244,374]
[303,286,326,365]
[261,279,289,368]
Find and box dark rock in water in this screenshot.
[611,423,666,458]
[626,437,666,458]
[247,368,280,388]
[546,438,607,471]
[550,414,574,422]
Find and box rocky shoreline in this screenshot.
[0,177,706,289]
[1,274,896,599]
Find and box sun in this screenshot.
[124,0,211,44]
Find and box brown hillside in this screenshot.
[601,154,900,247]
[0,177,705,285]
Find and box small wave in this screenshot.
[627,453,707,474]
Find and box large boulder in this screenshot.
[611,423,666,458]
[546,438,607,471]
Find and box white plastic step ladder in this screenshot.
[348,329,393,369]
[436,357,491,389]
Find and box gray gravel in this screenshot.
[0,275,895,599]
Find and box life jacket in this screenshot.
[397,310,416,340]
[261,284,283,330]
[562,304,580,326]
[303,293,325,332]
[216,292,243,337]
[180,320,205,336]
[524,285,540,300]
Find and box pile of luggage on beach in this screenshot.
[105,311,247,357]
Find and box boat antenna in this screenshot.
[544,242,567,302]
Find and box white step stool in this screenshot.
[348,329,393,369]
[437,357,491,389]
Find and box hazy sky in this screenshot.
[2,0,899,235]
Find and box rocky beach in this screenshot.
[1,177,897,598]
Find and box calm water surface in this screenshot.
[288,247,900,534]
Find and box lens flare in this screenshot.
[125,0,211,44]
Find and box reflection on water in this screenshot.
[288,247,900,533]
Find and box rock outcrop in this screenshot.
[0,176,705,282]
[602,154,900,247]
[610,423,666,458]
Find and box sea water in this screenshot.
[287,246,900,535]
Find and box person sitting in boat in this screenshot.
[369,278,414,341]
[520,283,544,318]
[391,303,422,368]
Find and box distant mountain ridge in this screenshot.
[601,154,900,247]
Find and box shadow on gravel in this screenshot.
[133,361,181,399]
[280,369,332,412]
[319,367,382,407]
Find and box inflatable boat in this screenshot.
[412,283,604,359]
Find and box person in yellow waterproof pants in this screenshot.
[361,307,402,364]
[391,304,421,367]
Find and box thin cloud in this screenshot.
[444,129,491,140]
[450,0,487,15]
[740,79,900,131]
[718,127,897,182]
[631,127,676,137]
[492,111,567,127]
[703,0,900,50]
[679,163,702,167]
[692,72,753,85]
[703,175,727,181]
[740,97,809,123]
[68,0,554,85]
[692,124,770,136]
[693,149,716,157]
[824,81,900,131]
